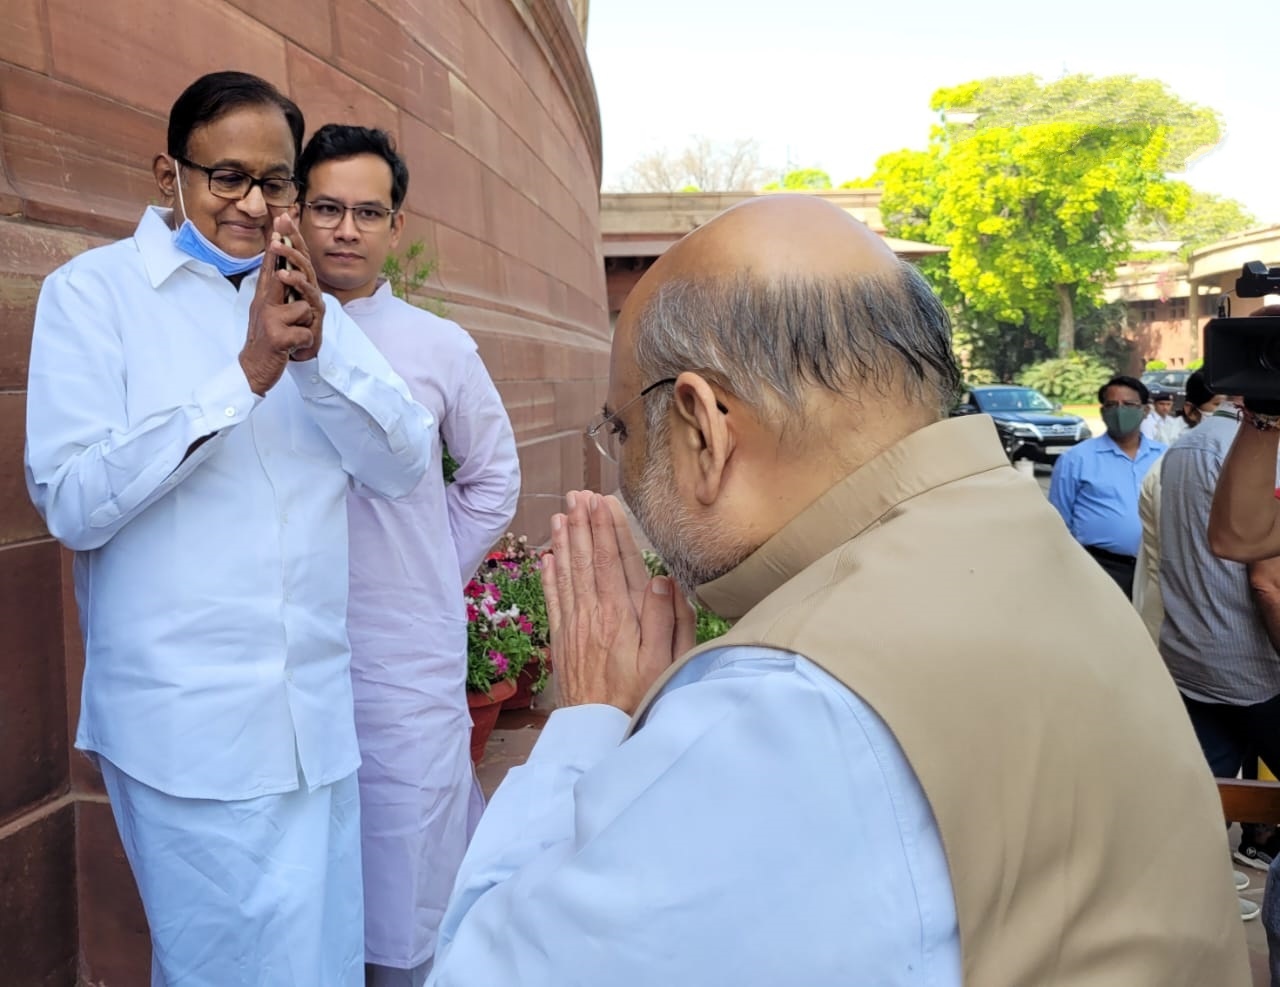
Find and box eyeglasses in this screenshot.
[302,200,395,232]
[586,378,676,463]
[176,158,300,206]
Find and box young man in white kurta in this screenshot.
[297,125,520,987]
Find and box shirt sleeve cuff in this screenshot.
[524,704,630,772]
[193,359,260,430]
[288,353,349,399]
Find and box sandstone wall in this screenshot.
[0,2,606,982]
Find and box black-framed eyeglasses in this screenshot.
[176,157,301,206]
[586,378,676,463]
[302,200,396,232]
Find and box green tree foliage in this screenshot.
[1129,183,1256,257]
[1016,353,1115,405]
[763,168,833,191]
[955,313,1053,383]
[381,240,448,317]
[1145,359,1168,371]
[874,74,1223,359]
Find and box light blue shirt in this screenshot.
[1048,433,1166,556]
[429,645,961,986]
[24,207,434,800]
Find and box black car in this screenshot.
[1141,370,1190,411]
[952,385,1091,463]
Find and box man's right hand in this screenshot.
[540,491,696,715]
[239,233,317,397]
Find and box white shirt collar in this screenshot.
[135,206,259,290]
[342,279,395,317]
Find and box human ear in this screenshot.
[153,154,178,204]
[671,371,732,506]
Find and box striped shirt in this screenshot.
[1158,411,1280,704]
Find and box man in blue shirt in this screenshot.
[1049,375,1166,596]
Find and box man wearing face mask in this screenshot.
[1049,375,1167,596]
[24,72,433,985]
[1142,388,1188,445]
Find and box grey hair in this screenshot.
[632,261,961,428]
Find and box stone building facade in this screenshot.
[0,2,606,982]
[1106,224,1280,369]
[600,190,948,325]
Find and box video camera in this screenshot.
[1203,262,1280,400]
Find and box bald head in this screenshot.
[615,194,960,433]
[654,193,901,283]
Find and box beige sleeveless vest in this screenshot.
[630,416,1248,986]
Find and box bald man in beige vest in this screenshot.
[426,196,1248,986]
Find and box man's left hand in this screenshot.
[541,491,696,714]
[271,214,326,362]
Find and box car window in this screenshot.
[975,388,1053,412]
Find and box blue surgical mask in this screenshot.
[171,161,264,276]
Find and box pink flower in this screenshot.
[518,615,533,634]
[488,650,509,675]
[484,584,502,603]
[466,603,479,622]
[464,579,483,598]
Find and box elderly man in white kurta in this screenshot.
[24,73,434,986]
[297,125,520,987]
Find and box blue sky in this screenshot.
[585,0,1278,223]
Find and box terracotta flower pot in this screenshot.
[502,651,551,711]
[467,678,517,764]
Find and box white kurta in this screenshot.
[344,282,520,969]
[24,207,433,798]
[427,646,961,986]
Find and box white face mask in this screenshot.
[170,160,264,276]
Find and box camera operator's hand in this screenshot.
[1209,305,1280,562]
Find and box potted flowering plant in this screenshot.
[464,533,551,761]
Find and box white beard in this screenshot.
[622,419,756,599]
